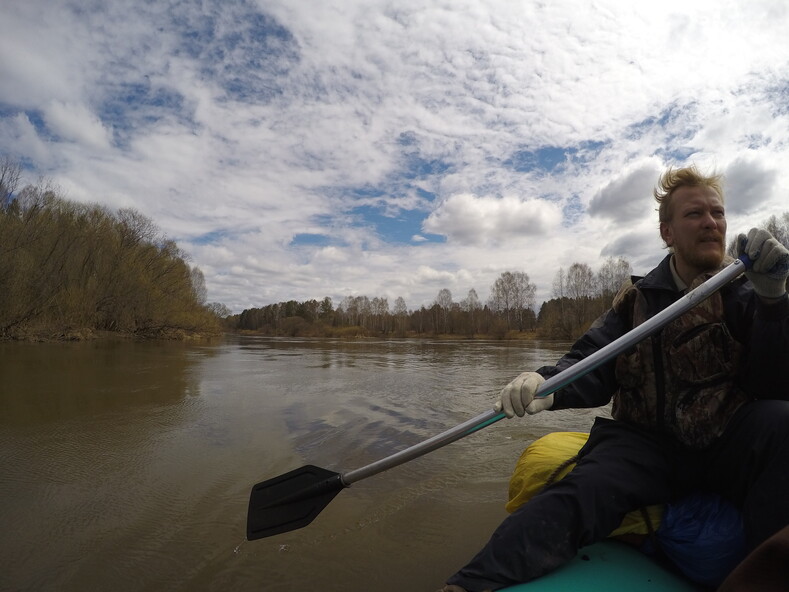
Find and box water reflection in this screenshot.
[0,336,603,592]
[0,340,208,425]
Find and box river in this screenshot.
[0,336,610,592]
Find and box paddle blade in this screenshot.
[246,464,345,540]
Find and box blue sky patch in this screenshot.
[98,82,189,145]
[505,140,608,174]
[290,233,334,247]
[171,0,300,104]
[190,229,233,245]
[397,131,418,146]
[654,146,697,163]
[395,129,453,180]
[401,153,451,179]
[336,178,441,244]
[628,102,698,142]
[508,146,567,172]
[764,80,789,116]
[351,204,443,244]
[562,194,585,227]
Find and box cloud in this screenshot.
[722,157,779,215]
[423,193,563,245]
[600,227,666,274]
[588,159,663,222]
[42,101,112,149]
[0,114,51,163]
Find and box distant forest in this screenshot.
[228,259,633,340]
[0,157,222,341]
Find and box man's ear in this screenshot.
[660,222,673,247]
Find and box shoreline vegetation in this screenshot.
[235,327,542,341]
[4,157,789,344]
[222,274,627,342]
[1,157,222,343]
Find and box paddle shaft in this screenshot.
[342,257,748,485]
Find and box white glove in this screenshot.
[495,372,553,418]
[737,228,789,299]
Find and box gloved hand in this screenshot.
[737,228,789,299]
[495,371,553,418]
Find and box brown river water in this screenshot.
[0,336,608,592]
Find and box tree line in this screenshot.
[0,156,221,340]
[231,257,635,340]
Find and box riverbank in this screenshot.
[3,324,545,344]
[1,326,223,343]
[234,327,544,341]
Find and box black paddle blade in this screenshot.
[246,464,345,540]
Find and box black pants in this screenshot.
[446,400,789,592]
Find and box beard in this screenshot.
[675,234,726,272]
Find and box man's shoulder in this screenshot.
[611,276,637,311]
[638,255,676,291]
[610,256,678,319]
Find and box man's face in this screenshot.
[660,185,727,277]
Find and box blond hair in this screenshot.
[654,165,724,224]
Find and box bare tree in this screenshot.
[566,263,596,333]
[371,296,389,331]
[393,296,408,316]
[190,266,207,304]
[207,302,231,317]
[435,288,453,333]
[597,256,633,306]
[490,271,536,330]
[393,296,408,335]
[357,296,372,329]
[0,156,22,208]
[512,273,537,331]
[566,263,596,299]
[538,267,566,338]
[765,213,789,247]
[461,288,481,335]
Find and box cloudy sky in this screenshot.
[2,0,789,314]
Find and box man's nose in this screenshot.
[701,212,718,228]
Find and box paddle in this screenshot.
[247,256,751,541]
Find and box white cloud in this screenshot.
[722,157,779,215]
[0,114,50,163]
[423,194,563,245]
[42,101,112,149]
[588,159,663,223]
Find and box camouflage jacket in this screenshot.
[539,254,789,449]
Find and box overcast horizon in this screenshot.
[2,0,789,314]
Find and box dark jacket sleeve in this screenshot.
[536,307,628,410]
[731,288,789,400]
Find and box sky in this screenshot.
[2,0,789,314]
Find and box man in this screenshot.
[437,165,789,592]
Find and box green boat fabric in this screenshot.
[500,540,698,591]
